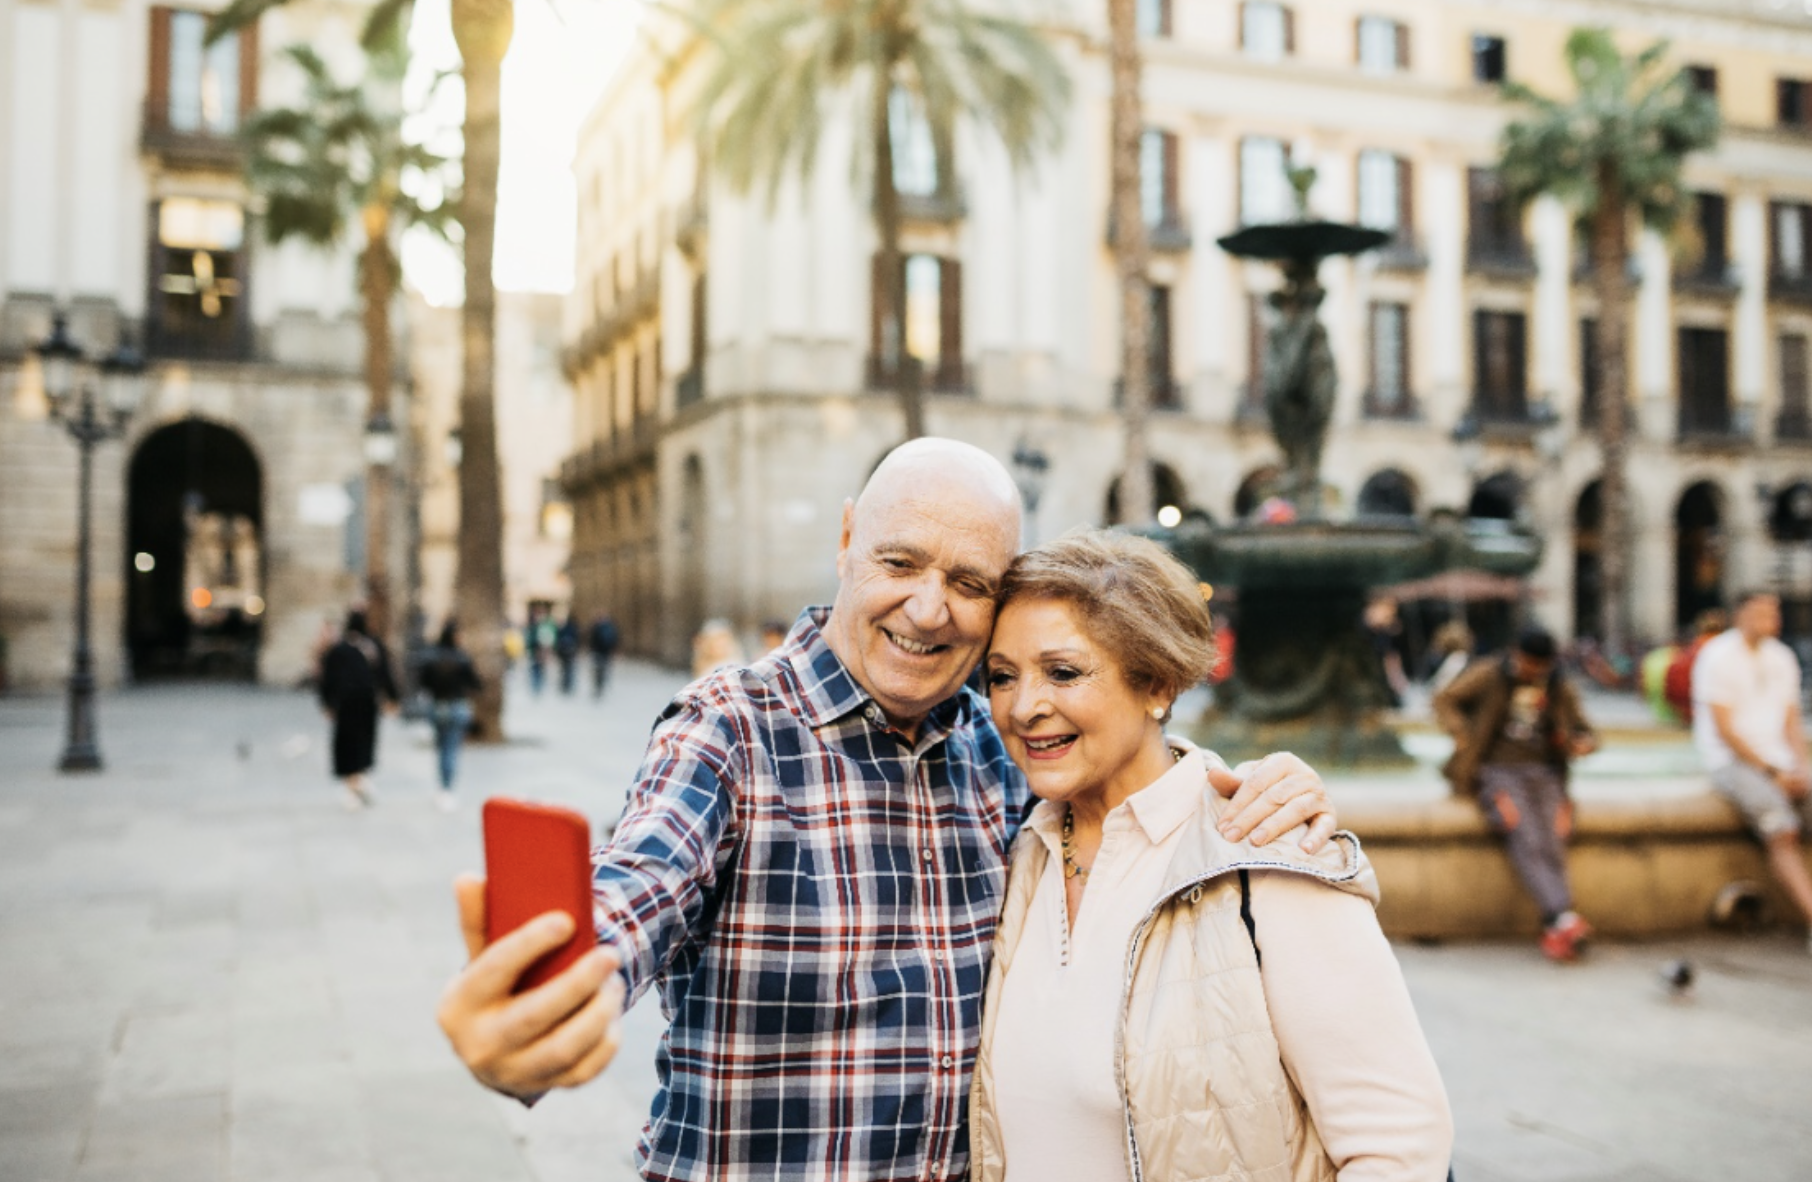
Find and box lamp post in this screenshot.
[1010,437,1050,548]
[34,313,147,772]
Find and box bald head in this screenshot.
[825,438,1022,737]
[854,438,1023,529]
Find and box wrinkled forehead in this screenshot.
[856,488,1018,572]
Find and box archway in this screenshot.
[1574,480,1603,642]
[1467,470,1522,521]
[127,418,263,679]
[1104,462,1189,526]
[1356,468,1418,519]
[1233,464,1284,519]
[1675,481,1725,633]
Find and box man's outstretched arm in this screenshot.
[436,875,626,1098]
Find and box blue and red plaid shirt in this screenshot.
[592,607,1028,1182]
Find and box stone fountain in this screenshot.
[1160,168,1543,766]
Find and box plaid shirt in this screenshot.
[592,608,1028,1182]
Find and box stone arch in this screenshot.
[1467,470,1522,521]
[1233,464,1284,520]
[126,416,264,679]
[1355,468,1419,519]
[1104,461,1190,525]
[1675,480,1726,632]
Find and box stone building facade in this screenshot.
[564,0,1812,666]
[0,0,382,691]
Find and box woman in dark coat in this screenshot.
[419,619,482,810]
[317,610,398,808]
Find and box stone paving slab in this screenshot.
[2,669,1810,1182]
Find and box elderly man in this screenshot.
[437,439,1337,1182]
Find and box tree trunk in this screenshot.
[452,0,513,741]
[871,68,922,441]
[1590,164,1633,658]
[1108,0,1152,526]
[358,207,395,652]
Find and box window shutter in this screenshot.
[1238,2,1249,48]
[1401,302,1413,404]
[1397,156,1414,234]
[939,257,962,389]
[1283,6,1295,54]
[1162,132,1179,222]
[1353,16,1363,64]
[147,7,173,128]
[238,17,259,121]
[1395,20,1409,70]
[870,253,887,379]
[1472,309,1489,405]
[1510,313,1527,405]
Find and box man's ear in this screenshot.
[835,499,855,581]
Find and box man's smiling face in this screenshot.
[824,442,1021,737]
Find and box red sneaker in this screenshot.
[1541,913,1593,962]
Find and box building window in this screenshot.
[1579,317,1600,428]
[1779,78,1811,129]
[890,89,938,197]
[1241,2,1293,60]
[1137,0,1171,38]
[1472,309,1528,421]
[1472,34,1507,84]
[1688,65,1718,99]
[1467,167,1528,270]
[1682,191,1730,283]
[1772,200,1811,280]
[1678,326,1732,436]
[1240,136,1292,225]
[871,253,964,392]
[1356,15,1408,74]
[1149,284,1177,408]
[1779,334,1810,441]
[1366,302,1411,417]
[1141,130,1180,228]
[147,198,248,360]
[1357,150,1412,238]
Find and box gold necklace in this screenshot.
[1061,805,1090,880]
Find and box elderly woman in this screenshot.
[969,531,1453,1181]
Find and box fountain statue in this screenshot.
[1158,167,1544,765]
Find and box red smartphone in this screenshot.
[481,797,595,993]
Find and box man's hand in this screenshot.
[1568,734,1599,759]
[1208,752,1337,854]
[1775,766,1811,801]
[436,874,627,1097]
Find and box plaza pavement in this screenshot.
[2,663,1810,1182]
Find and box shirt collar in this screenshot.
[1023,738,1205,847]
[781,607,971,744]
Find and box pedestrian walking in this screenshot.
[317,609,399,809]
[419,620,481,811]
[1691,589,1812,951]
[435,438,1338,1181]
[524,607,552,696]
[555,613,582,696]
[588,613,620,698]
[1433,626,1600,961]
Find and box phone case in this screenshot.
[481,797,595,993]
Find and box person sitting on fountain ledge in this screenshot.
[1432,626,1600,962]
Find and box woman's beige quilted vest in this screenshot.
[969,773,1380,1182]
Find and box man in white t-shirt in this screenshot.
[1691,589,1812,946]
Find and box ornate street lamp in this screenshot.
[34,313,147,772]
[1010,437,1050,548]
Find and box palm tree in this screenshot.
[215,0,515,738]
[242,41,458,651]
[691,0,1070,441]
[1498,27,1718,657]
[1106,0,1151,527]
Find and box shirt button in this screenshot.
[921,848,934,862]
[940,1054,954,1069]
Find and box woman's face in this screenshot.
[986,597,1171,807]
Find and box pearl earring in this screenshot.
[1151,706,1165,720]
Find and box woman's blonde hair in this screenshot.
[997,529,1217,698]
